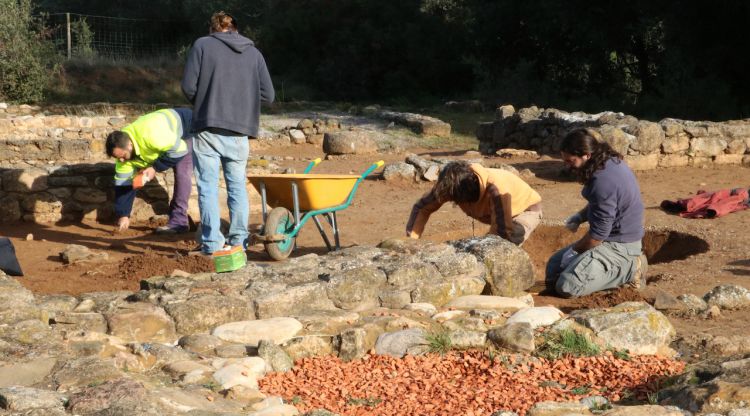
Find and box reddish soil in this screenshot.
[259,350,684,416]
[5,144,750,340]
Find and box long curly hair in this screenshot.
[560,128,623,184]
[433,160,480,203]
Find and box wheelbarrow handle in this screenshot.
[360,160,385,179]
[303,158,323,174]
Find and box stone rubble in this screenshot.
[0,232,748,414]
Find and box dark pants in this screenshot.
[167,137,193,228]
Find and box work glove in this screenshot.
[559,247,579,270]
[564,212,583,232]
[117,216,130,232]
[132,169,153,189]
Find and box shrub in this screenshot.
[536,329,601,360]
[425,330,452,355]
[0,0,59,102]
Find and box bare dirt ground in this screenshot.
[5,143,750,345]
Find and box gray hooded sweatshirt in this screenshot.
[181,32,274,137]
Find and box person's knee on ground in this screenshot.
[555,268,592,298]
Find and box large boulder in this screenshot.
[598,125,634,156]
[381,259,439,288]
[0,275,40,325]
[374,328,428,358]
[66,378,148,415]
[212,317,303,347]
[690,137,727,157]
[325,266,387,311]
[0,357,57,388]
[337,324,383,361]
[0,196,21,223]
[703,285,750,310]
[452,236,534,296]
[625,120,665,154]
[253,282,336,318]
[105,303,177,343]
[571,302,675,355]
[164,294,254,334]
[0,386,66,412]
[322,130,378,155]
[378,111,451,137]
[410,276,486,306]
[487,322,535,353]
[382,162,416,182]
[282,335,335,361]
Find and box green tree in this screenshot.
[0,0,58,102]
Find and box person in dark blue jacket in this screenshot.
[546,128,648,297]
[181,11,274,255]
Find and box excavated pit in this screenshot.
[524,225,710,279]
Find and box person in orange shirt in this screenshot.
[406,160,542,245]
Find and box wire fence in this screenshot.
[42,13,189,60]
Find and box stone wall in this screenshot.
[0,163,180,224]
[476,105,750,170]
[0,104,128,168]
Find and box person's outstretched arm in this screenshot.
[405,190,444,238]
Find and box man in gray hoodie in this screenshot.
[182,11,274,255]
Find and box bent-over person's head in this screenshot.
[210,11,237,33]
[560,128,623,184]
[105,131,134,162]
[433,160,480,204]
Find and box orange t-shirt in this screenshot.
[407,164,541,238]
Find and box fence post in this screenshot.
[66,13,71,59]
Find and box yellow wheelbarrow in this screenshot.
[248,159,384,260]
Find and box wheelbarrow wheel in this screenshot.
[264,207,296,260]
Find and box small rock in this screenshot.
[59,244,91,264]
[73,298,96,312]
[403,303,437,315]
[25,234,33,241]
[258,340,294,372]
[431,310,466,323]
[654,290,685,311]
[676,293,707,313]
[580,395,609,410]
[487,322,534,352]
[422,164,440,181]
[170,269,191,278]
[704,305,721,319]
[382,163,416,182]
[374,328,427,358]
[288,129,306,144]
[506,306,564,329]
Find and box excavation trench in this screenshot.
[523,225,710,280]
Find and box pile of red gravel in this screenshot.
[259,350,685,416]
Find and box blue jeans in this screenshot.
[192,130,249,254]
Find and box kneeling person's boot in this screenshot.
[627,254,648,289]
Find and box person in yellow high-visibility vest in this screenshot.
[105,108,193,234]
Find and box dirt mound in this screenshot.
[114,251,214,282]
[567,287,646,310]
[260,350,684,416]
